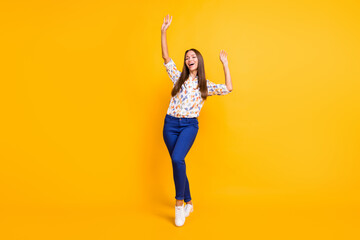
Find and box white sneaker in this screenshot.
[175,204,185,227]
[184,203,193,217]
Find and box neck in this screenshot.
[190,70,197,78]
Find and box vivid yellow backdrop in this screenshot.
[0,0,359,239]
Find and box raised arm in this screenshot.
[220,50,233,92]
[161,15,172,64]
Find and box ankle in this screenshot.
[175,200,184,206]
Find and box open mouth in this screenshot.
[189,63,195,67]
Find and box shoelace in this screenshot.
[175,206,184,216]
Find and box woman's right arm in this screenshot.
[161,15,172,64]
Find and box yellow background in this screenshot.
[0,0,359,239]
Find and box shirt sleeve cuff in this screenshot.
[164,58,174,67]
[221,84,230,93]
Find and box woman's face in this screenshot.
[185,51,198,71]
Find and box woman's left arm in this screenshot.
[220,50,233,92]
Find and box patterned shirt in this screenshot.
[164,58,231,118]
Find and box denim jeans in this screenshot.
[163,114,199,202]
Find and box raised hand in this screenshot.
[161,14,172,32]
[219,50,228,65]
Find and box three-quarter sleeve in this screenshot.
[207,79,231,96]
[164,58,182,85]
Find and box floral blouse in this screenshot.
[164,58,231,118]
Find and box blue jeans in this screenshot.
[163,114,199,202]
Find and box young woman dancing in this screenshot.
[161,14,233,227]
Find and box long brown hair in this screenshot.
[171,48,208,100]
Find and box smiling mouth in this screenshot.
[189,63,195,66]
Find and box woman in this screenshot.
[161,14,233,227]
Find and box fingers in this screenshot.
[220,50,227,58]
[164,14,172,25]
[219,50,228,64]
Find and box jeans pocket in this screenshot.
[164,115,171,122]
[192,122,199,129]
